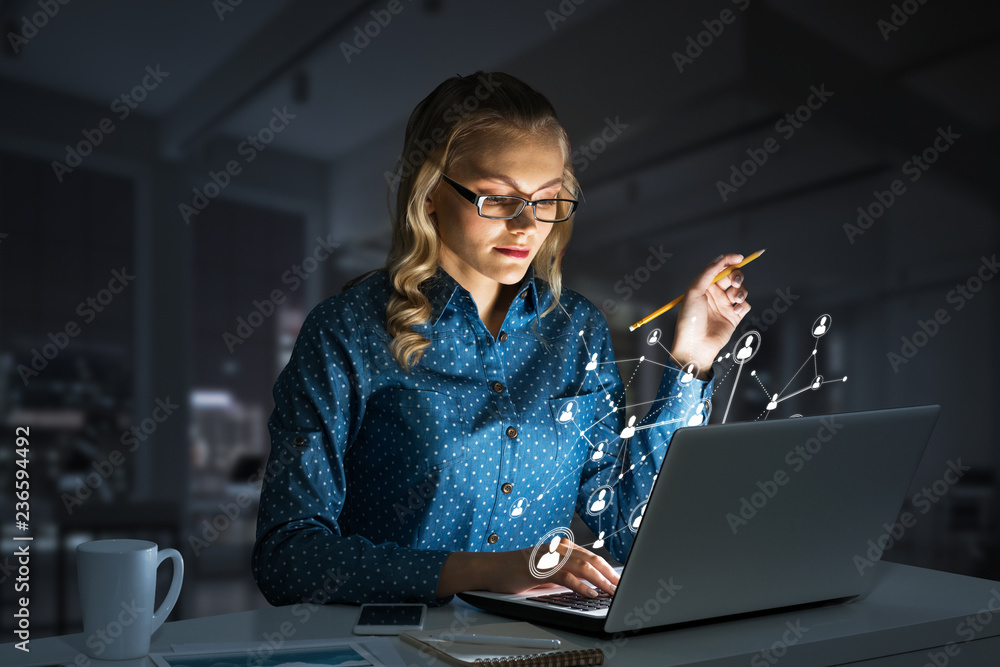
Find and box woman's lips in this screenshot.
[495,247,530,259]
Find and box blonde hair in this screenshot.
[350,72,580,372]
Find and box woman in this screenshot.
[251,71,750,606]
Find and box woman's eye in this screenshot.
[536,200,556,209]
[483,196,508,205]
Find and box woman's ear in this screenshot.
[424,191,438,226]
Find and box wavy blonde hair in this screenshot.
[349,72,580,372]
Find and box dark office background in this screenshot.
[0,0,996,638]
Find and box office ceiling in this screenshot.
[3,0,994,165]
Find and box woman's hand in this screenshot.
[670,253,752,378]
[437,539,619,599]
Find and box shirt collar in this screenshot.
[426,264,541,328]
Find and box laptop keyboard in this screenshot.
[526,590,613,612]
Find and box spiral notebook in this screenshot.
[399,622,603,666]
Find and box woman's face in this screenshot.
[427,130,565,289]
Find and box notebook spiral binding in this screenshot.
[474,648,604,666]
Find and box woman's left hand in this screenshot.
[669,253,752,379]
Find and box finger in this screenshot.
[578,548,620,587]
[575,559,619,594]
[716,269,744,291]
[705,285,745,322]
[566,546,619,591]
[693,253,744,292]
[555,570,600,598]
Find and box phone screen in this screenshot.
[357,604,424,626]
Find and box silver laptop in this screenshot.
[459,405,941,634]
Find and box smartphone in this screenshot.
[352,603,427,635]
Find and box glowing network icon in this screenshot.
[529,526,575,579]
[715,314,847,422]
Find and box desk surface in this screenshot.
[5,562,1000,667]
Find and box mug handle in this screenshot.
[151,548,184,634]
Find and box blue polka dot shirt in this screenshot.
[251,264,714,606]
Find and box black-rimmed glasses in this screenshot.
[441,174,578,223]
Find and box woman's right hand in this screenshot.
[437,538,619,599]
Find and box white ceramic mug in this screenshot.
[76,539,184,660]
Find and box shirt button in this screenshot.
[293,436,307,447]
[498,331,508,342]
[501,483,513,494]
[492,381,504,394]
[519,291,527,299]
[488,533,499,545]
[506,426,518,439]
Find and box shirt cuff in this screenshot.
[408,548,456,606]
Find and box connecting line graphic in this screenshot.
[580,523,633,550]
[776,348,818,399]
[753,314,846,420]
[721,357,747,424]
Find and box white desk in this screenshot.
[4,562,1000,666]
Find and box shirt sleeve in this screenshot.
[575,313,714,562]
[250,298,455,606]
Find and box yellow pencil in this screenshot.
[628,249,766,331]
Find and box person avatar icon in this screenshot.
[537,535,562,571]
[813,316,828,336]
[687,402,706,426]
[647,329,660,345]
[619,415,637,440]
[736,335,755,361]
[681,363,696,383]
[510,497,526,517]
[558,400,576,423]
[631,504,646,530]
[585,353,598,371]
[811,375,823,390]
[591,442,606,461]
[593,531,606,549]
[590,489,608,514]
[766,394,778,411]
